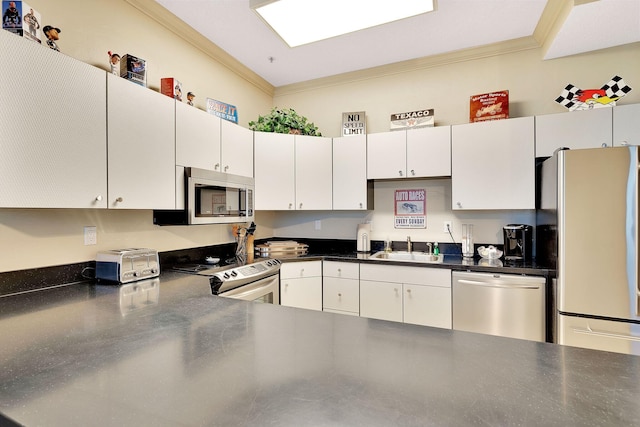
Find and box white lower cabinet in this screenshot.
[322,261,360,315]
[280,261,323,311]
[360,264,452,328]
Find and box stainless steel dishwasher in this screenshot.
[452,271,546,342]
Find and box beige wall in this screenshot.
[274,43,640,137]
[2,1,639,272]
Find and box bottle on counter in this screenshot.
[433,242,439,256]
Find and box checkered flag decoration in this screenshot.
[555,75,632,111]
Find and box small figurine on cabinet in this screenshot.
[187,91,195,106]
[108,51,120,75]
[42,25,61,51]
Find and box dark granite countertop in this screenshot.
[0,271,637,426]
[279,252,554,277]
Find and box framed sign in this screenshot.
[342,111,366,136]
[206,98,238,123]
[394,189,426,229]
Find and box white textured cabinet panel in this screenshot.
[404,284,452,328]
[613,103,640,147]
[323,261,359,280]
[535,108,612,157]
[333,134,371,210]
[107,74,176,209]
[323,277,359,313]
[0,30,107,208]
[254,132,295,210]
[406,126,452,177]
[175,101,221,170]
[281,261,322,279]
[360,264,448,286]
[366,131,406,179]
[221,120,254,177]
[452,117,535,210]
[295,135,332,210]
[360,280,403,322]
[281,276,322,311]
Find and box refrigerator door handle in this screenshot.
[572,326,640,342]
[457,279,541,290]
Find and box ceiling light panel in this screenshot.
[251,0,434,47]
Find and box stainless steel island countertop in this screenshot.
[1,272,638,426]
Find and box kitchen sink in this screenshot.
[369,251,444,263]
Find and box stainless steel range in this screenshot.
[173,259,282,304]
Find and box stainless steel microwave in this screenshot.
[153,167,254,225]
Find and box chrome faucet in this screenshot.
[426,242,433,255]
[407,236,412,252]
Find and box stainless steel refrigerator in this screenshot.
[538,146,640,355]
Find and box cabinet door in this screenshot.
[295,135,332,210]
[406,126,452,177]
[367,131,406,179]
[281,260,323,279]
[107,74,176,209]
[451,117,535,210]
[333,135,371,210]
[360,280,402,322]
[254,132,295,210]
[323,277,359,313]
[175,101,221,170]
[404,284,452,328]
[281,277,322,311]
[613,103,640,147]
[535,108,612,157]
[221,120,254,177]
[0,30,107,208]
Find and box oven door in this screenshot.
[218,273,279,304]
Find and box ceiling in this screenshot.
[152,0,640,88]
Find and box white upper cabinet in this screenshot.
[220,119,254,177]
[451,117,535,210]
[107,74,176,209]
[175,101,221,170]
[613,104,640,146]
[406,126,452,177]
[367,127,451,179]
[254,132,332,210]
[333,134,372,210]
[535,108,613,157]
[295,135,332,210]
[254,132,295,210]
[0,30,107,208]
[367,131,407,179]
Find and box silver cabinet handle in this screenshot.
[288,203,293,209]
[214,163,220,170]
[338,293,342,298]
[398,170,403,177]
[457,202,462,208]
[115,197,123,203]
[572,326,640,342]
[299,203,303,209]
[95,195,102,202]
[224,165,229,172]
[457,279,540,289]
[410,169,415,176]
[359,202,363,208]
[406,289,412,293]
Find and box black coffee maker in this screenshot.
[503,224,532,260]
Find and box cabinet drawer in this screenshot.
[280,260,322,279]
[323,277,359,313]
[360,264,450,287]
[323,261,359,279]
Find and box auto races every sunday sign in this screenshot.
[394,189,426,229]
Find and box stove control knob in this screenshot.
[230,271,238,277]
[223,273,230,279]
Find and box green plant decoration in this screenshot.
[248,107,322,136]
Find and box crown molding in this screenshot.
[124,0,274,97]
[274,36,542,97]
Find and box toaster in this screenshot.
[96,248,160,283]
